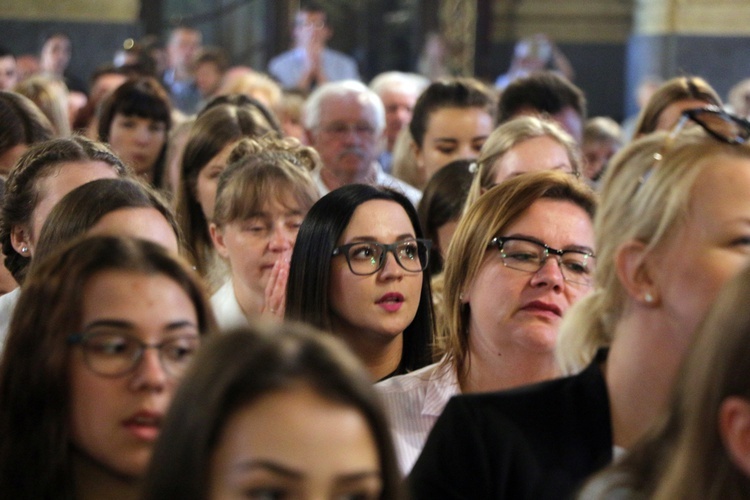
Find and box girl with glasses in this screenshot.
[0,236,216,499]
[286,184,434,381]
[142,323,405,500]
[409,116,750,499]
[378,170,596,474]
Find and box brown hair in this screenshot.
[633,76,721,137]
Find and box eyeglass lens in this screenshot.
[342,240,429,275]
[77,331,200,377]
[496,238,594,286]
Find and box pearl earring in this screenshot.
[644,292,654,304]
[21,246,28,254]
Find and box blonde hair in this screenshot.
[391,127,422,188]
[212,136,320,227]
[219,72,283,112]
[464,115,581,209]
[14,76,70,138]
[442,170,596,381]
[556,127,750,374]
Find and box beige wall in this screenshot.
[635,0,750,35]
[3,0,138,22]
[491,0,632,43]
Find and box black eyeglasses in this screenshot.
[68,331,201,378]
[641,106,750,186]
[489,236,595,286]
[332,239,431,276]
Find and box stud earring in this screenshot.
[644,292,654,304]
[20,246,28,254]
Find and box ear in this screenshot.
[614,239,659,306]
[10,225,32,257]
[719,396,750,477]
[208,222,230,259]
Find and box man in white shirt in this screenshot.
[303,80,421,206]
[268,2,360,92]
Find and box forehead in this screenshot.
[341,199,415,238]
[45,36,70,49]
[319,94,376,125]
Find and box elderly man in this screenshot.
[369,71,429,173]
[304,80,421,205]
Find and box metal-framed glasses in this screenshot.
[332,239,431,276]
[489,236,595,286]
[68,331,201,378]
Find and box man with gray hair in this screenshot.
[304,80,421,205]
[369,71,429,173]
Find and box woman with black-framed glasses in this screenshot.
[0,236,216,499]
[377,170,597,474]
[286,184,434,382]
[409,112,750,500]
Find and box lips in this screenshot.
[376,292,405,312]
[122,411,163,441]
[520,300,562,317]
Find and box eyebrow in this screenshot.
[231,460,303,479]
[231,460,381,483]
[82,319,199,332]
[505,233,594,255]
[346,234,416,244]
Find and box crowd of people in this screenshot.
[2,0,750,498]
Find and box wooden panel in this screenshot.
[3,0,138,22]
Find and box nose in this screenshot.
[378,250,404,280]
[529,256,565,290]
[135,125,151,144]
[129,348,168,392]
[458,142,478,160]
[268,224,293,252]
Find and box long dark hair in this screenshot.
[285,184,434,374]
[142,324,405,500]
[0,236,216,499]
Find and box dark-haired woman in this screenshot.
[286,184,434,381]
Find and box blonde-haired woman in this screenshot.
[209,136,319,329]
[378,170,596,474]
[579,263,750,499]
[409,107,750,499]
[464,115,580,209]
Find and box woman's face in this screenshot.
[329,199,423,341]
[212,195,304,309]
[463,198,594,356]
[415,106,493,182]
[646,154,750,352]
[108,113,167,178]
[86,207,179,253]
[196,142,234,221]
[208,385,382,500]
[491,135,574,185]
[68,270,200,478]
